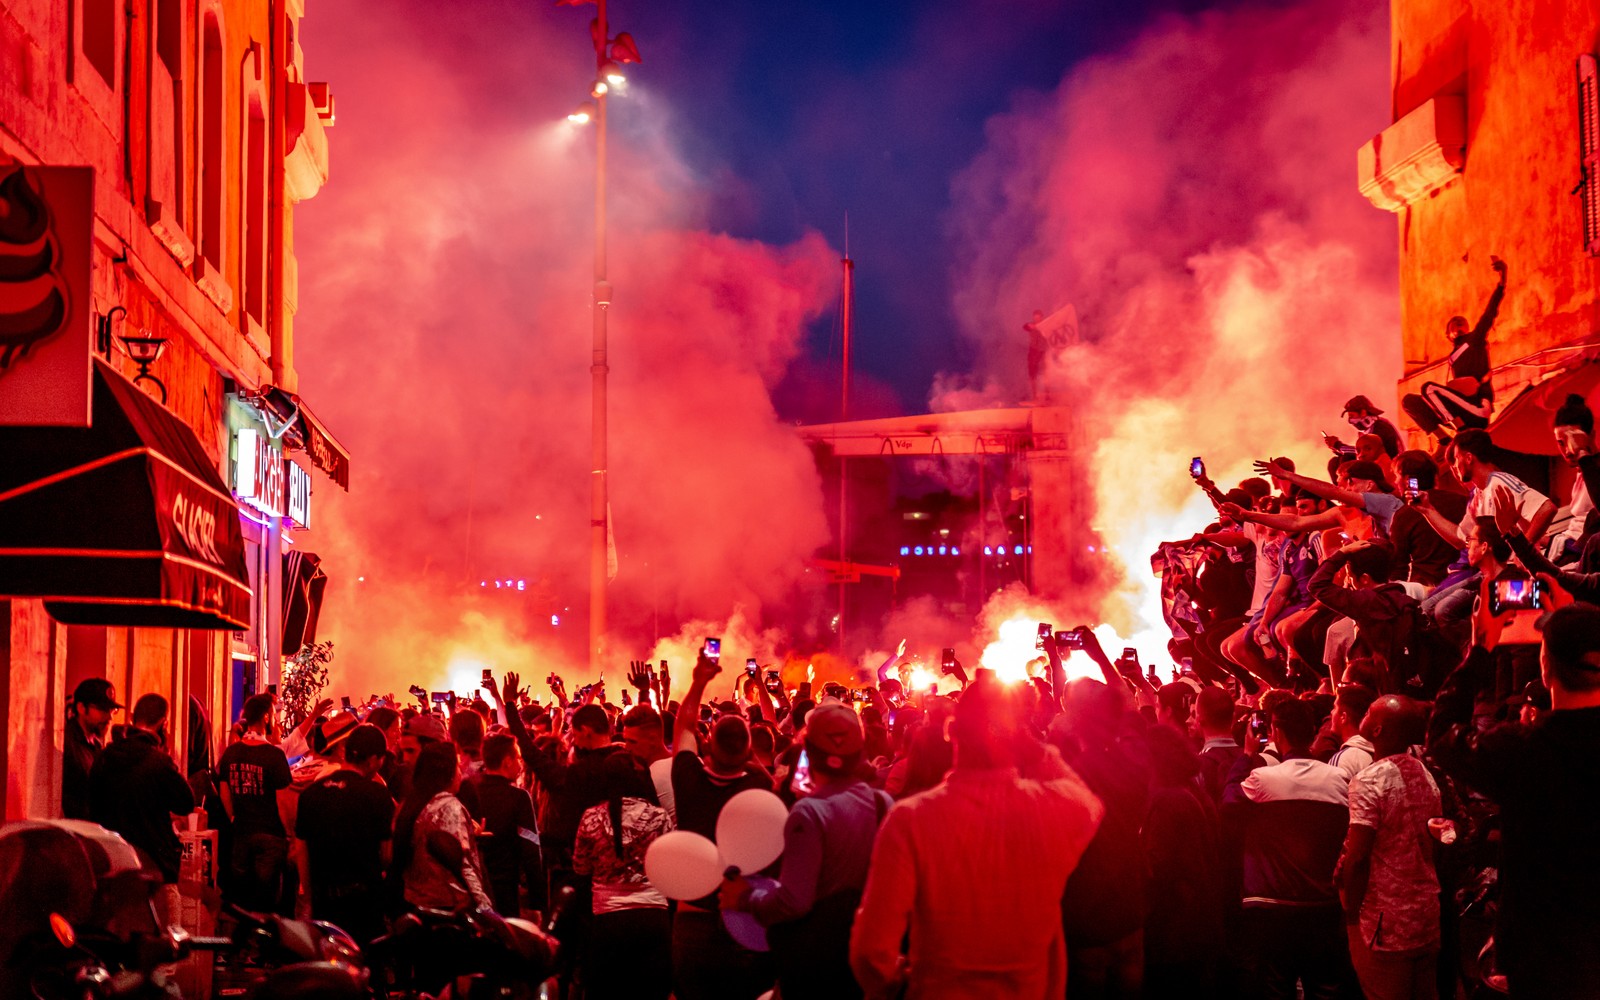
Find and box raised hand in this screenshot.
[693,653,722,686]
[1490,254,1507,277]
[627,660,653,694]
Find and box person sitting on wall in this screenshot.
[1402,256,1508,444]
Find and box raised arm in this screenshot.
[1223,501,1341,535]
[674,653,721,754]
[1254,459,1364,509]
[877,639,907,684]
[1469,257,1508,345]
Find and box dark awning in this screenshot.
[282,549,327,654]
[235,384,350,490]
[0,358,252,629]
[1489,355,1600,456]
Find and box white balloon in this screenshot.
[715,789,790,874]
[643,830,724,900]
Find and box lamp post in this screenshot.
[563,0,639,672]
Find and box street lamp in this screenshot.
[560,0,641,672]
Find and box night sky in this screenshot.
[537,0,1241,419]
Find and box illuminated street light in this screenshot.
[567,101,595,125]
[559,0,643,672]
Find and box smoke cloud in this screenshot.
[941,0,1400,658]
[293,1,838,695]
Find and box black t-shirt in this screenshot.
[295,768,395,897]
[670,750,770,841]
[218,739,292,837]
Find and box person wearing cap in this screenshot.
[1401,255,1508,443]
[64,678,121,820]
[217,693,294,913]
[294,723,395,944]
[720,703,892,1000]
[1428,580,1600,999]
[392,712,450,805]
[1326,395,1402,465]
[1544,393,1597,566]
[851,675,1103,1000]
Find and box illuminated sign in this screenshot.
[286,460,311,528]
[233,427,286,517]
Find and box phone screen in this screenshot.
[791,749,815,796]
[704,638,721,659]
[746,658,759,675]
[1190,457,1205,479]
[1490,577,1543,615]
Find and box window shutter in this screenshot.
[1578,54,1600,255]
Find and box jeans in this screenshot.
[585,907,672,1000]
[671,907,773,1000]
[227,832,287,914]
[1240,905,1356,1000]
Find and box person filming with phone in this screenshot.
[1428,576,1600,999]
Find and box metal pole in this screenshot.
[589,0,610,672]
[838,254,853,654]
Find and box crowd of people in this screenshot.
[51,254,1600,999]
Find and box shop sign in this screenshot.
[0,166,94,426]
[234,427,286,517]
[286,459,312,529]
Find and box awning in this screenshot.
[1488,355,1600,456]
[282,550,327,654]
[234,384,350,489]
[0,358,252,629]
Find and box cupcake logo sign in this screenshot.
[0,165,70,372]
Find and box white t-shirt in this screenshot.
[1552,476,1594,553]
[1461,472,1551,538]
[648,756,676,821]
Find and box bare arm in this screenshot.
[877,639,906,684]
[1263,463,1364,509]
[674,655,720,754]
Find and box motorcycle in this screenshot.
[0,820,366,1000]
[365,889,567,1000]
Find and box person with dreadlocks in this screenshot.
[572,753,673,1000]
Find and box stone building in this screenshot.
[0,0,346,819]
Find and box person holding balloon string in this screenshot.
[719,703,893,1000]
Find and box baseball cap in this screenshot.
[1342,395,1384,415]
[803,703,864,769]
[344,723,389,764]
[1344,460,1393,491]
[404,713,449,743]
[73,678,122,711]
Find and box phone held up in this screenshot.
[1036,622,1053,651]
[704,637,721,661]
[746,658,759,677]
[1190,457,1205,480]
[791,748,815,797]
[940,647,957,673]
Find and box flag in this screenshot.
[606,502,618,582]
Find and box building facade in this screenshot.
[0,0,345,820]
[1361,0,1600,458]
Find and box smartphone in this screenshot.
[746,657,759,677]
[704,637,721,660]
[482,668,493,684]
[1490,576,1545,616]
[1036,622,1053,650]
[1057,630,1086,651]
[340,695,352,710]
[1190,457,1205,479]
[1249,711,1270,740]
[766,669,780,683]
[791,748,815,797]
[431,691,450,704]
[940,647,956,668]
[659,659,668,671]
[1121,647,1139,666]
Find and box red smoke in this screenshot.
[294,1,838,694]
[937,0,1400,657]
